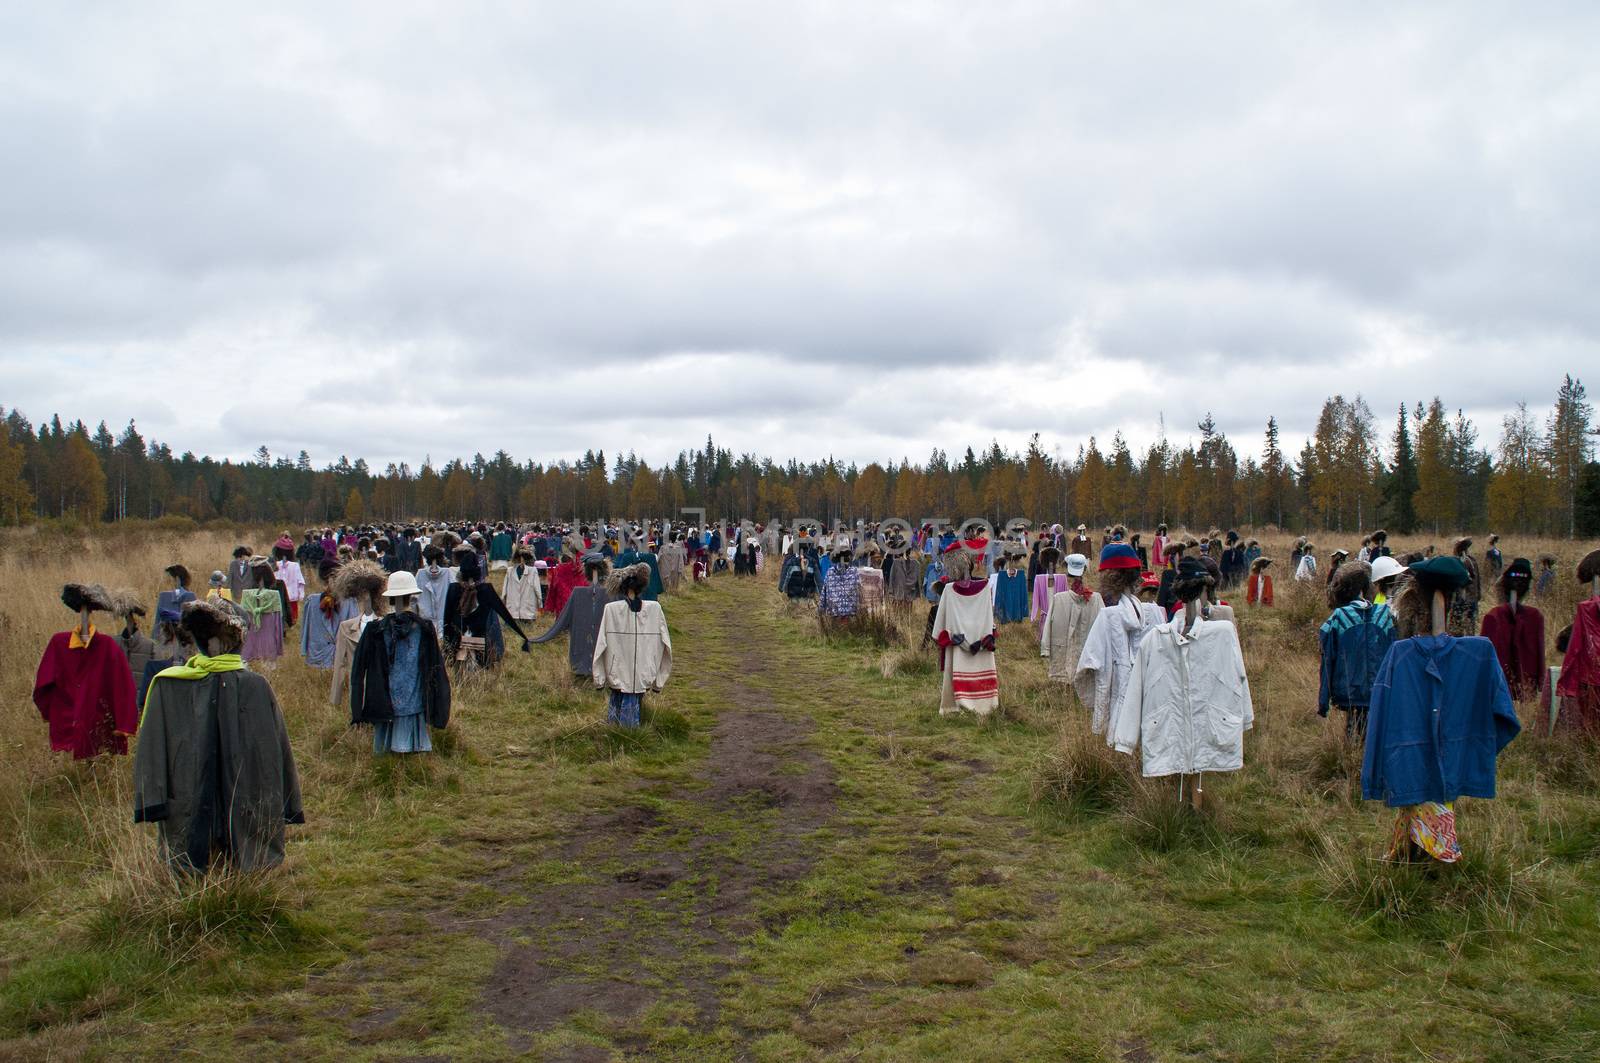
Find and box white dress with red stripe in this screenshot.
[932,579,999,717]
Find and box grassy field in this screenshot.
[1,526,1598,1061]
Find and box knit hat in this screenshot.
[1500,557,1533,595]
[1098,544,1141,571]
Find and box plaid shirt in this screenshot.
[820,566,861,618]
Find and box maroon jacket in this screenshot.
[1480,603,1546,700]
[33,630,140,758]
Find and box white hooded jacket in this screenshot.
[1076,595,1165,734]
[1110,616,1253,777]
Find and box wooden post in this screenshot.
[77,606,92,643]
[1508,588,1519,615]
[1592,575,1599,600]
[1429,590,1447,635]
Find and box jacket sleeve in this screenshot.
[329,623,352,705]
[423,624,452,730]
[132,679,169,823]
[530,597,574,645]
[1360,647,1397,802]
[653,611,673,691]
[1488,655,1521,753]
[1317,621,1335,717]
[1232,627,1253,732]
[269,684,306,825]
[109,642,139,736]
[592,604,611,688]
[1557,610,1588,698]
[33,638,59,721]
[349,624,372,722]
[1040,599,1053,657]
[484,586,529,643]
[1110,635,1147,755]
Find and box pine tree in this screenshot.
[1413,398,1456,533]
[1546,375,1594,538]
[1382,403,1419,533]
[0,434,34,524]
[1487,403,1556,533]
[1259,417,1292,528]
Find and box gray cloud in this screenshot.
[0,1,1595,470]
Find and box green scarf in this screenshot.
[239,588,282,623]
[141,654,246,727]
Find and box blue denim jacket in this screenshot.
[1361,634,1520,807]
[1318,601,1395,715]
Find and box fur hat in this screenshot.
[512,544,535,564]
[1250,556,1272,572]
[943,549,976,582]
[110,589,147,620]
[61,583,114,613]
[180,599,245,654]
[1039,545,1062,568]
[582,552,612,579]
[1578,549,1600,585]
[431,529,463,551]
[563,534,587,558]
[607,562,652,596]
[1328,560,1373,608]
[165,564,191,586]
[1454,536,1473,554]
[331,558,387,604]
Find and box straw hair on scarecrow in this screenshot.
[180,599,246,654]
[331,558,389,614]
[606,562,653,597]
[1328,560,1373,608]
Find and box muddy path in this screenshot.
[473,605,839,1053]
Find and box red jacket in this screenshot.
[1558,599,1600,701]
[544,559,586,617]
[33,630,139,759]
[1480,603,1545,700]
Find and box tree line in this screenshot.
[1,376,1596,536]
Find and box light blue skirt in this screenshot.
[374,712,432,755]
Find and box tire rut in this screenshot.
[474,594,838,1050]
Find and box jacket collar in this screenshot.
[1408,633,1453,682]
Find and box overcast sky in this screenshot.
[1,2,1595,471]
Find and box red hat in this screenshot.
[1140,571,1161,589]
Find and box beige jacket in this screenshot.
[503,564,543,620]
[593,600,673,694]
[328,616,366,706]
